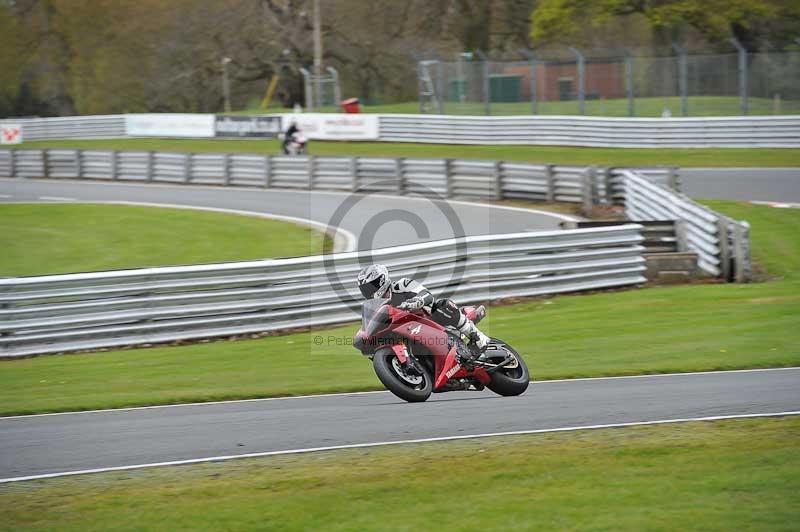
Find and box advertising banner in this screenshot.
[126,114,215,138]
[215,115,282,138]
[0,124,23,144]
[282,114,379,140]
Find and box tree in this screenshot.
[530,0,800,51]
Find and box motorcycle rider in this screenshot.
[357,263,490,361]
[282,120,300,154]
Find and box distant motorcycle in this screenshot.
[281,132,308,155]
[354,299,530,402]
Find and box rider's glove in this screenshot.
[398,297,424,311]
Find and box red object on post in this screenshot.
[341,97,361,113]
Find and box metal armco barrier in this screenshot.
[1,113,798,147]
[0,149,674,208]
[377,115,800,148]
[621,170,751,280]
[0,226,645,358]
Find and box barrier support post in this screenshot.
[350,157,359,192]
[545,164,555,202]
[581,166,597,216]
[732,221,753,282]
[264,155,271,188]
[494,161,503,200]
[602,167,614,204]
[110,150,118,180]
[42,149,50,179]
[717,217,731,281]
[667,167,679,191]
[308,156,316,189]
[9,149,16,178]
[146,151,154,181]
[445,158,454,198]
[674,219,689,252]
[186,153,193,183]
[396,157,405,195]
[75,149,83,179]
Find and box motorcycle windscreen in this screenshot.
[361,299,391,337]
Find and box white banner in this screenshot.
[126,114,215,138]
[0,124,22,144]
[282,113,379,140]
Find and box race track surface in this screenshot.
[680,168,800,202]
[1,368,798,481]
[0,178,573,251]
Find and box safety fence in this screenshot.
[2,113,798,148]
[0,225,645,357]
[0,148,674,210]
[621,170,751,281]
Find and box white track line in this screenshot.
[1,411,797,484]
[1,367,797,421]
[37,196,74,201]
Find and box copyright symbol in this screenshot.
[313,336,324,346]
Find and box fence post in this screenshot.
[110,150,118,180]
[476,50,490,116]
[396,157,405,195]
[519,49,537,114]
[717,217,731,281]
[42,149,50,179]
[581,166,597,216]
[264,155,271,188]
[568,47,585,115]
[146,151,154,181]
[350,157,359,192]
[624,50,635,117]
[730,38,748,116]
[8,149,16,177]
[732,221,753,282]
[545,164,555,202]
[494,160,503,200]
[445,158,454,198]
[672,43,688,117]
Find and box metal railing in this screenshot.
[2,113,798,148]
[621,170,751,280]
[0,149,674,210]
[0,225,645,358]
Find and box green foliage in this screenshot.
[530,0,800,49]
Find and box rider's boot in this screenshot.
[457,317,489,363]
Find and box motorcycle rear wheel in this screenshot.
[485,338,530,397]
[373,347,432,402]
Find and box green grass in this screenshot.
[0,204,328,276]
[0,201,798,415]
[6,138,800,167]
[2,417,798,531]
[248,96,800,117]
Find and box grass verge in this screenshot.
[5,138,800,167]
[1,417,798,531]
[0,201,798,415]
[0,204,329,276]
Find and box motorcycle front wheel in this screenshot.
[485,338,530,397]
[372,347,432,402]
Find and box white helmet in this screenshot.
[357,264,391,299]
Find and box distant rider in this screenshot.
[282,120,300,154]
[357,264,490,361]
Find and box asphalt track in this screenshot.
[0,368,798,482]
[680,168,800,202]
[0,178,575,251]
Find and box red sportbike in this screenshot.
[354,299,530,402]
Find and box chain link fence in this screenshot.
[418,50,800,117]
